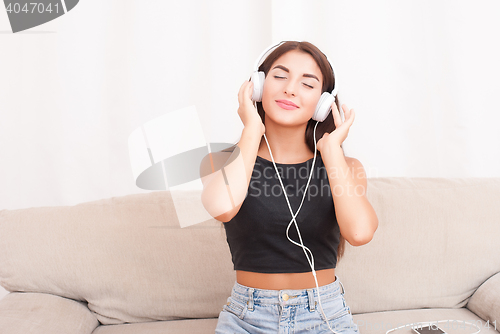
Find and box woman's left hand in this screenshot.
[316,103,355,153]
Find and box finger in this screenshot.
[238,80,248,104]
[245,81,254,101]
[345,109,355,127]
[238,81,247,105]
[330,102,342,128]
[341,104,350,121]
[343,105,353,121]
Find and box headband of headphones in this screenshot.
[253,41,338,97]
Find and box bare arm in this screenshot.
[322,150,378,246]
[200,80,265,222]
[200,125,263,222]
[317,103,378,246]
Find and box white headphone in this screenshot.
[250,40,339,122]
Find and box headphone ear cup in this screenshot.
[250,71,265,102]
[313,92,335,122]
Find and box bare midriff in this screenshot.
[236,268,336,290]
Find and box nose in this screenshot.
[284,81,296,96]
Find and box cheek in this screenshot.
[260,83,270,104]
[262,79,277,97]
[306,92,322,109]
[261,81,279,108]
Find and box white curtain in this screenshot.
[1,0,500,297]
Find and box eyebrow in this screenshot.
[271,65,320,82]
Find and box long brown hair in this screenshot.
[224,41,346,263]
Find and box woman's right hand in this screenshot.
[237,80,265,136]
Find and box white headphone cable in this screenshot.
[263,120,342,334]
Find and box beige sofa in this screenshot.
[0,177,499,334]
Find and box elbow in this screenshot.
[201,188,239,223]
[214,211,233,223]
[201,187,222,220]
[347,218,379,247]
[349,233,373,247]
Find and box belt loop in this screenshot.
[247,288,255,311]
[307,289,315,312]
[338,279,345,296]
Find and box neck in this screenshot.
[258,118,314,163]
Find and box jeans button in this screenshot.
[282,293,289,301]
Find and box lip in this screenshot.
[275,99,299,110]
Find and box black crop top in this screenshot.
[223,153,340,273]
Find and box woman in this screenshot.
[202,41,378,333]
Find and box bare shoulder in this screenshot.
[199,145,237,181]
[344,156,364,169]
[344,156,367,188]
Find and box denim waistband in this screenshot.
[230,275,345,311]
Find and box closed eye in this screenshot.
[273,75,314,89]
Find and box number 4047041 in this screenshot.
[6,2,60,14]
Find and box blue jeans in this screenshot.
[215,275,360,334]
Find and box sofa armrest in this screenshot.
[467,272,500,324]
[0,292,100,334]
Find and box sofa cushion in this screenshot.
[0,292,99,334]
[467,271,500,324]
[351,307,498,334]
[0,191,236,325]
[92,318,218,334]
[90,307,492,334]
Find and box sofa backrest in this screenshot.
[0,191,235,325]
[1,177,499,324]
[338,177,500,314]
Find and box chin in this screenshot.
[266,115,309,128]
